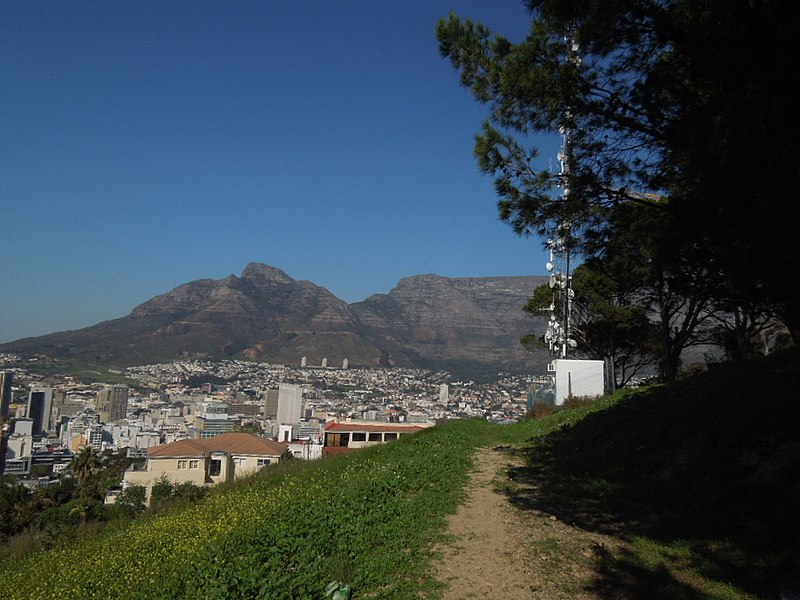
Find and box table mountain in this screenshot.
[0,263,549,378]
[351,273,550,375]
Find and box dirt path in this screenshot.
[432,446,618,599]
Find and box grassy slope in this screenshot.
[505,347,800,599]
[0,421,484,599]
[0,348,797,598]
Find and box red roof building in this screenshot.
[322,420,433,457]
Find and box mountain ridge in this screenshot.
[0,263,550,378]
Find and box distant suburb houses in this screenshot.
[121,432,287,503]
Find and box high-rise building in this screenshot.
[86,423,104,451]
[195,401,233,439]
[277,383,303,425]
[95,388,109,419]
[0,371,13,475]
[263,389,279,419]
[64,409,101,450]
[110,385,129,421]
[26,386,54,438]
[439,384,449,403]
[0,371,12,419]
[96,385,129,423]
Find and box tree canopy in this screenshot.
[436,0,800,349]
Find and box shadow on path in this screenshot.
[493,352,800,599]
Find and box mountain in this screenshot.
[0,263,549,378]
[351,274,550,375]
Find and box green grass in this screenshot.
[0,420,487,599]
[18,357,139,386]
[1,348,797,599]
[503,347,800,599]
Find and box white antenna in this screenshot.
[544,32,578,360]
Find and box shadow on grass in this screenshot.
[590,543,710,600]
[499,349,800,599]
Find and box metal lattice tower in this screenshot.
[544,34,579,360]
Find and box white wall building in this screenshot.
[553,359,605,405]
[6,433,33,459]
[276,383,303,425]
[439,384,449,403]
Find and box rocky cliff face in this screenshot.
[133,263,352,331]
[352,274,549,372]
[0,263,550,377]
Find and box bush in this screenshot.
[112,485,146,518]
[562,395,601,410]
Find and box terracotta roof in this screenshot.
[324,422,424,433]
[148,432,286,458]
[148,439,207,457]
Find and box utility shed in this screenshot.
[553,359,605,405]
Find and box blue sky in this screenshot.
[1,0,559,343]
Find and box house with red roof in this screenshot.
[122,432,287,503]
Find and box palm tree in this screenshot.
[68,502,89,525]
[70,447,101,496]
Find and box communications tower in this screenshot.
[544,34,579,362]
[543,35,605,405]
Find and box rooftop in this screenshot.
[323,421,428,433]
[148,432,286,458]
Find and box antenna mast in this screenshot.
[544,33,578,360]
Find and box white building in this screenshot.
[284,438,323,460]
[552,359,605,405]
[107,422,162,451]
[276,383,303,425]
[6,433,33,460]
[439,384,449,403]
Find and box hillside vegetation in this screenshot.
[0,349,797,599]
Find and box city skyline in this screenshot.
[1,1,560,343]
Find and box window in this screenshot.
[326,433,350,447]
[384,433,398,441]
[209,459,222,477]
[257,458,271,468]
[352,432,366,442]
[189,459,200,469]
[368,432,382,442]
[177,460,187,470]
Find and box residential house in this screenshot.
[121,432,286,503]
